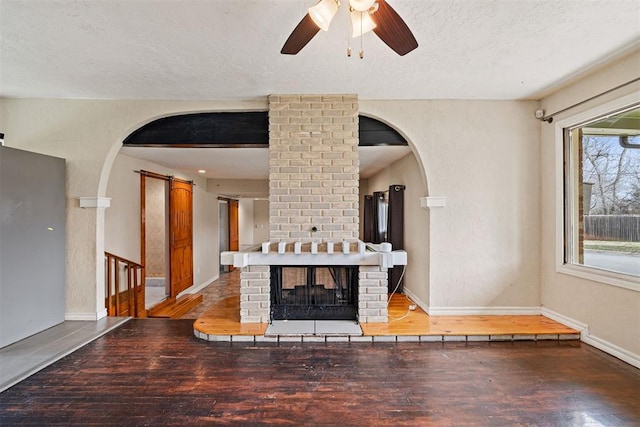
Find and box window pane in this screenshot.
[566,106,640,278]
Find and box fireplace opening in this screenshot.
[270,266,359,321]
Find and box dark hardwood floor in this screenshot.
[1,319,638,426]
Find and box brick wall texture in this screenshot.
[358,266,389,323]
[240,265,270,323]
[268,94,360,242]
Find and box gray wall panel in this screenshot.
[0,147,66,348]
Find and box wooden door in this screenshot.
[170,179,193,296]
[228,199,239,272]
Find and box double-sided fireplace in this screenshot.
[271,266,359,321]
[223,241,406,324]
[219,94,407,325]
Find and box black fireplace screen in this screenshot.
[270,266,359,321]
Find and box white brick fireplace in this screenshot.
[221,94,407,324]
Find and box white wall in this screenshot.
[363,153,431,307]
[0,97,540,317]
[361,100,541,312]
[192,176,218,289]
[540,50,640,362]
[207,179,268,198]
[238,198,254,250]
[0,98,266,318]
[105,153,219,290]
[238,198,270,249]
[253,199,270,244]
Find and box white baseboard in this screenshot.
[400,294,639,368]
[403,288,430,313]
[65,308,107,321]
[427,306,542,316]
[403,289,541,316]
[540,307,589,336]
[542,307,640,369]
[177,274,219,298]
[581,334,640,369]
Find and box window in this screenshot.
[563,104,640,284]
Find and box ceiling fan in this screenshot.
[281,0,418,57]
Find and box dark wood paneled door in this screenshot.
[228,199,239,272]
[170,179,193,296]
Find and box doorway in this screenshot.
[218,200,229,273]
[218,198,239,273]
[140,170,194,310]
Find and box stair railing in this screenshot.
[104,252,145,317]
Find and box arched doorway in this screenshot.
[101,109,429,317]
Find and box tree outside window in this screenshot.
[565,106,640,278]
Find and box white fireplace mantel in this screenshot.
[221,241,407,269]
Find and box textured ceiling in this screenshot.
[1,0,639,101]
[2,1,638,188]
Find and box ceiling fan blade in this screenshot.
[371,0,418,56]
[281,14,321,55]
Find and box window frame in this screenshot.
[554,91,640,292]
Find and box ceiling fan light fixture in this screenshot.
[348,0,376,12]
[282,0,417,56]
[350,9,377,37]
[309,0,340,31]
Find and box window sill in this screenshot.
[558,263,640,292]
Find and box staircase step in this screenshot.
[147,297,176,317]
[148,294,203,318]
[169,294,204,318]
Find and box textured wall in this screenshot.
[363,153,430,307]
[0,98,266,318]
[0,97,540,319]
[361,99,540,311]
[540,50,640,358]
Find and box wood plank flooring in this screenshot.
[193,277,578,339]
[1,319,638,426]
[361,293,577,336]
[178,270,241,319]
[148,293,204,318]
[194,295,268,336]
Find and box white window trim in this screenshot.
[554,91,640,293]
